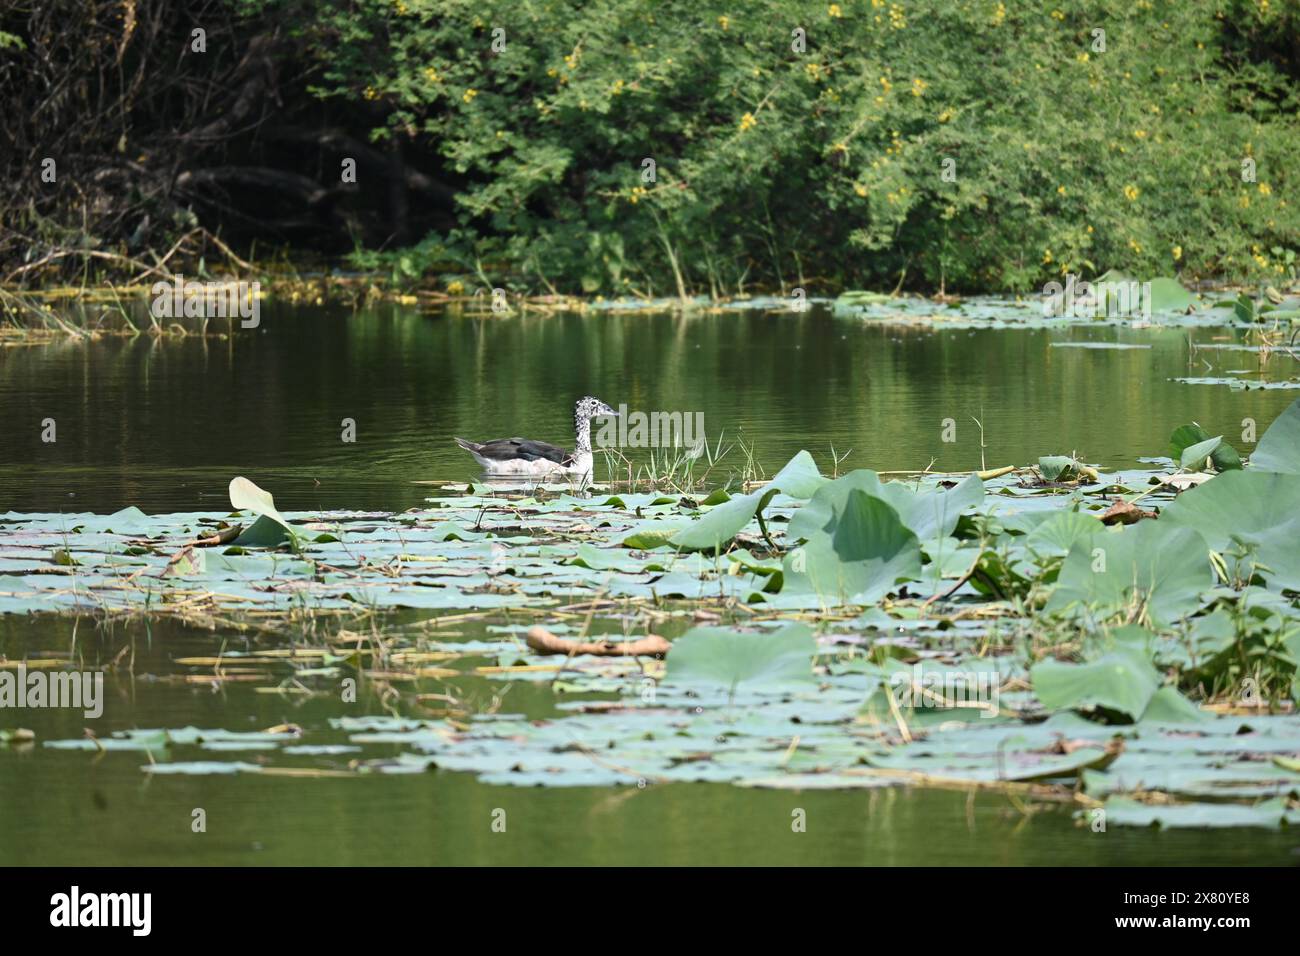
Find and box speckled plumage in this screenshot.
[454,396,617,480]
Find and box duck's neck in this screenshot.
[574,412,593,454]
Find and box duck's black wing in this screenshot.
[455,437,573,465]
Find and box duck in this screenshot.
[454,396,618,480]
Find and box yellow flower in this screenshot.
[1133,129,1147,139]
[911,77,926,97]
[446,279,465,295]
[992,2,1006,25]
[1129,239,1142,254]
[611,79,625,95]
[463,89,478,103]
[1172,245,1183,261]
[1123,184,1139,201]
[1057,185,1067,196]
[718,15,730,29]
[937,108,954,123]
[424,67,442,84]
[1259,182,1272,195]
[1076,52,1090,63]
[879,76,892,93]
[363,86,379,101]
[854,183,869,197]
[1239,194,1251,208]
[739,112,757,131]
[829,4,843,17]
[1042,249,1053,264]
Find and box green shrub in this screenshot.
[238,1,1300,294]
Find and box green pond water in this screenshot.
[2,302,1299,865]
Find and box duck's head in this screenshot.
[575,396,618,422]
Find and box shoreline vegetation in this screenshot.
[3,1,1298,303]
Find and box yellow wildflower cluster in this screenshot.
[629,185,649,204]
[1123,184,1140,201]
[992,2,1006,26]
[829,4,843,17]
[911,77,926,97]
[739,112,757,131]
[463,89,478,104]
[424,67,442,84]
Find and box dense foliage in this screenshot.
[4,0,1299,294]
[245,0,1300,295]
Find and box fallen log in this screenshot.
[525,626,671,658]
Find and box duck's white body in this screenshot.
[454,397,615,481]
[461,448,594,479]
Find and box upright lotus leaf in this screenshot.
[669,490,767,551]
[788,470,981,543]
[787,470,886,540]
[1138,686,1213,724]
[669,450,824,551]
[1145,276,1197,313]
[763,449,829,499]
[1159,469,1300,591]
[1037,456,1078,481]
[229,477,298,547]
[1251,397,1300,473]
[1024,510,1104,559]
[1045,522,1213,629]
[1169,423,1241,472]
[1179,435,1223,472]
[665,622,816,691]
[782,489,922,605]
[1031,649,1160,720]
[875,473,984,541]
